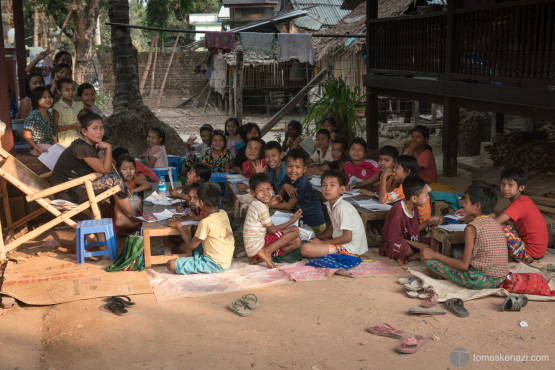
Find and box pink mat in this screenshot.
[147,259,399,301]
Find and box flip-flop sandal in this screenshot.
[367,323,407,339]
[107,296,136,307]
[403,287,420,298]
[402,276,424,291]
[501,294,528,312]
[240,294,260,310]
[444,298,469,317]
[396,335,427,354]
[104,300,128,316]
[420,290,439,308]
[228,299,251,317]
[408,307,446,316]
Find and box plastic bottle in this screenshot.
[158,178,167,197]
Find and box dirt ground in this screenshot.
[1,109,554,369]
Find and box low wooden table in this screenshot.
[141,185,190,268]
[430,226,465,257]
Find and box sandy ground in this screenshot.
[1,109,554,369]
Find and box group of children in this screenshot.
[22,50,106,156]
[162,119,549,295]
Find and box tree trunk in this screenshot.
[149,35,159,99]
[33,8,39,47]
[72,0,101,84]
[157,19,186,108]
[140,32,157,95]
[41,18,49,48]
[106,0,186,155]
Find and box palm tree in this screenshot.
[106,0,187,154]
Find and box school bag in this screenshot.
[106,232,145,272]
[501,273,555,296]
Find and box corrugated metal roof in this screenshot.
[290,0,351,31]
[222,0,277,5]
[231,9,309,32]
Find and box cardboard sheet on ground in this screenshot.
[0,256,152,305]
[406,255,555,303]
[147,259,399,301]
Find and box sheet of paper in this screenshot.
[352,198,392,212]
[152,209,176,221]
[271,211,299,227]
[37,144,65,170]
[309,176,321,187]
[438,224,467,232]
[180,220,199,226]
[50,199,78,210]
[445,214,465,220]
[348,176,363,186]
[144,191,181,205]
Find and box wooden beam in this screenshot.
[260,69,329,137]
[234,50,244,126]
[0,5,14,152]
[443,97,459,177]
[12,0,27,100]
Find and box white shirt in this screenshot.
[325,196,368,255]
[309,145,333,164]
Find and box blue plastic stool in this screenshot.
[151,166,179,183]
[167,155,181,173]
[76,218,117,264]
[209,173,227,201]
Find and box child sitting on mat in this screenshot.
[301,170,368,258]
[420,182,509,289]
[167,182,234,274]
[496,167,548,263]
[243,173,302,268]
[380,176,442,267]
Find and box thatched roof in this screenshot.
[312,0,414,60]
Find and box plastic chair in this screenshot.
[76,218,117,264]
[167,155,181,173]
[209,173,227,201]
[151,167,179,183]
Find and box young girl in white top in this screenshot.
[224,117,241,159]
[140,127,168,168]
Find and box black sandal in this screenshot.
[501,294,528,312]
[444,298,469,317]
[106,295,136,307]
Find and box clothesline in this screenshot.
[105,22,366,38]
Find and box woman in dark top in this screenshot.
[52,111,138,227]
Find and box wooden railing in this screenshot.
[367,1,555,85]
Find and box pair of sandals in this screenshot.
[501,294,528,312]
[399,277,439,308]
[368,323,426,354]
[228,294,260,317]
[104,296,136,316]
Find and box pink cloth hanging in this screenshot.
[204,31,235,54]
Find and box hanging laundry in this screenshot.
[204,31,235,54]
[239,32,275,56]
[209,54,227,96]
[277,34,314,65]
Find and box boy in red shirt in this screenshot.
[496,168,548,263]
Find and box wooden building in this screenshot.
[363,0,555,176]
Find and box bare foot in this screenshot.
[257,249,276,269]
[249,257,259,265]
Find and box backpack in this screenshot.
[106,233,145,272]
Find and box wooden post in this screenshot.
[235,50,244,125]
[13,0,27,100]
[443,97,459,177]
[84,180,101,219]
[365,0,379,150]
[412,101,420,125]
[328,49,335,77]
[0,5,14,152]
[431,103,437,124]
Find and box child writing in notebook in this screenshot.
[170,163,211,205]
[167,182,234,274]
[420,182,508,289]
[53,77,83,147]
[200,130,231,173]
[140,127,168,168]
